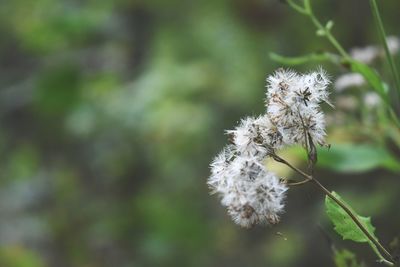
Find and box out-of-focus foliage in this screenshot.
[334,249,365,267]
[0,0,400,267]
[317,144,400,173]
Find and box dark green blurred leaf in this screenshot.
[317,144,400,173]
[269,52,339,65]
[34,64,81,117]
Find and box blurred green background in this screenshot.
[0,0,399,266]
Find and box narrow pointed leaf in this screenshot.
[269,52,339,66]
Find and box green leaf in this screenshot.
[269,52,339,66]
[325,191,377,243]
[334,249,365,267]
[317,144,400,173]
[349,60,390,105]
[325,192,390,263]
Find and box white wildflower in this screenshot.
[386,36,400,55]
[350,45,379,64]
[334,73,366,91]
[349,36,400,64]
[364,92,381,108]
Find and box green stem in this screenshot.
[286,0,308,15]
[314,18,349,59]
[311,178,394,266]
[273,154,395,266]
[287,0,350,60]
[287,178,312,186]
[370,0,400,98]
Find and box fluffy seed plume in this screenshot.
[266,68,331,146]
[208,68,331,228]
[208,146,287,227]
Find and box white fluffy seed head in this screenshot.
[266,68,330,146]
[266,68,300,99]
[208,68,331,228]
[300,68,331,103]
[225,117,267,158]
[209,152,288,228]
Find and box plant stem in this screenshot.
[310,16,349,60]
[271,153,312,179]
[370,0,400,99]
[272,154,395,266]
[287,178,312,186]
[311,178,394,266]
[286,0,308,15]
[288,0,351,60]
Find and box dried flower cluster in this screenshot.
[208,68,331,228]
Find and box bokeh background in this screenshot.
[0,0,400,266]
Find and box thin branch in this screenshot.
[311,178,395,266]
[287,0,350,60]
[285,0,308,15]
[271,154,395,266]
[271,153,312,180]
[287,178,312,186]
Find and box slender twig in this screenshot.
[271,153,312,179]
[286,0,308,15]
[287,0,400,127]
[370,0,400,99]
[287,178,312,186]
[287,0,351,60]
[311,178,394,266]
[272,154,395,266]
